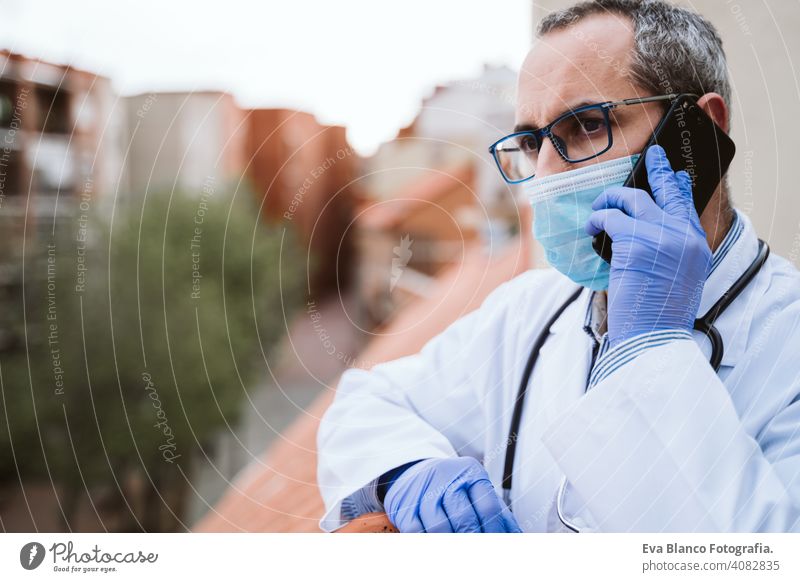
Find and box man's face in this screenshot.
[516,14,665,179]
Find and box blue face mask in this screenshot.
[524,153,640,291]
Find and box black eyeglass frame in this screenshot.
[488,93,694,184]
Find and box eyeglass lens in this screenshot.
[495,107,612,181]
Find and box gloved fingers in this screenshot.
[387,494,426,532]
[498,506,523,533]
[675,169,693,198]
[441,485,482,532]
[419,497,454,533]
[585,208,635,238]
[645,145,685,217]
[675,170,705,232]
[466,480,522,533]
[591,186,662,221]
[395,508,425,533]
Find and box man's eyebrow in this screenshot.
[513,100,601,133]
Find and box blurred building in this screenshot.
[411,64,519,220]
[356,163,479,323]
[363,64,518,216]
[246,109,357,296]
[122,96,357,297]
[355,65,530,324]
[0,50,124,351]
[123,91,248,196]
[0,50,124,254]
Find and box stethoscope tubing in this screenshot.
[502,239,770,532]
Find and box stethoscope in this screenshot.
[500,239,770,532]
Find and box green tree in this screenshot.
[0,187,303,531]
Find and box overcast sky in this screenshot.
[0,0,532,154]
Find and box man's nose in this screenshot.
[534,137,570,179]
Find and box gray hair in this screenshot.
[537,0,731,108]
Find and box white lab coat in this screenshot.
[317,210,800,532]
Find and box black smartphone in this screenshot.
[592,93,736,263]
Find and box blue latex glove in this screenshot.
[585,145,712,347]
[377,459,425,503]
[383,457,522,533]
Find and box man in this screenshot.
[317,0,800,532]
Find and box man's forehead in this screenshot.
[515,13,636,127]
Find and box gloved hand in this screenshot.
[585,145,712,347]
[383,456,522,533]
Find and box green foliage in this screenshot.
[0,188,303,527]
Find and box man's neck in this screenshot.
[701,195,736,253]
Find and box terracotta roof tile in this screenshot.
[194,234,531,532]
[357,164,474,231]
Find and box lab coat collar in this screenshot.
[696,208,762,366]
[549,285,592,337]
[698,208,752,314]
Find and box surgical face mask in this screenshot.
[524,153,640,291]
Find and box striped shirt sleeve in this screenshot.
[585,210,742,391]
[339,478,383,520]
[587,329,694,390]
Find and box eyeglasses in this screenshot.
[488,94,688,184]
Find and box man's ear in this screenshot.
[696,92,729,133]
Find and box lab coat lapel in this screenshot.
[505,283,594,531]
[694,210,763,367]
